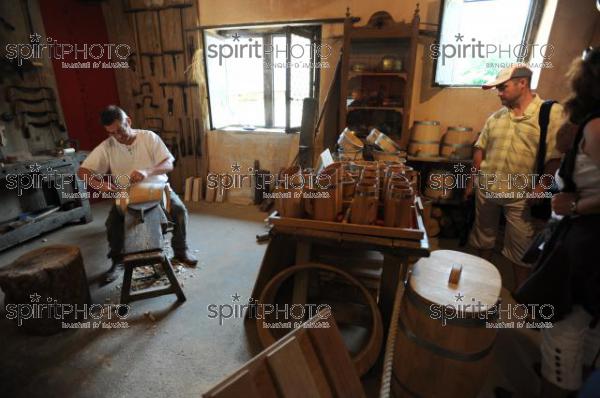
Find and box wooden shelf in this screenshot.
[348,106,403,112]
[339,11,419,150]
[348,71,407,79]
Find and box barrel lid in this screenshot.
[447,126,473,132]
[409,250,501,312]
[414,120,441,126]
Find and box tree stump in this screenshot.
[0,245,91,335]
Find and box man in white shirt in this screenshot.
[78,106,197,282]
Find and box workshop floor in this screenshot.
[0,202,541,398]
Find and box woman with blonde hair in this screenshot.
[515,47,600,397]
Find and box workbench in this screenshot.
[248,207,430,333]
[0,153,92,252]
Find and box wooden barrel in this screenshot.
[274,166,303,218]
[440,126,475,159]
[116,181,169,214]
[408,121,441,157]
[337,128,364,151]
[392,250,501,398]
[257,263,383,376]
[0,245,91,335]
[424,169,454,200]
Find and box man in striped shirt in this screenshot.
[465,65,564,290]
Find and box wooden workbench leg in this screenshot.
[292,241,311,309]
[380,254,407,334]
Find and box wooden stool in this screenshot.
[120,251,186,305]
[119,201,186,307]
[0,245,91,335]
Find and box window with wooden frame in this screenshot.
[433,0,552,87]
[203,25,321,133]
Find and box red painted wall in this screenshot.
[39,0,120,151]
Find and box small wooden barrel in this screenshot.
[424,169,454,200]
[375,132,403,153]
[351,183,379,225]
[116,181,169,214]
[366,128,382,145]
[274,166,303,218]
[337,128,364,151]
[0,245,91,335]
[408,121,441,157]
[384,186,414,228]
[392,250,501,398]
[440,126,475,159]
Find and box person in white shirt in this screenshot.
[78,105,197,282]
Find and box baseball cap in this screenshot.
[482,65,533,90]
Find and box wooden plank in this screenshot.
[249,362,279,398]
[269,205,424,241]
[136,11,161,54]
[296,332,334,398]
[266,336,323,398]
[192,177,202,201]
[307,317,366,398]
[184,176,193,201]
[204,369,261,398]
[159,8,184,52]
[0,206,89,252]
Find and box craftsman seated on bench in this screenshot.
[78,105,197,282]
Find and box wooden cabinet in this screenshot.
[339,9,420,149]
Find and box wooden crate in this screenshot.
[269,197,426,241]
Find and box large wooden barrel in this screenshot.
[440,126,476,159]
[0,245,91,335]
[392,250,501,397]
[408,121,441,157]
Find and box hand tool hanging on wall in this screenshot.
[132,82,153,97]
[140,53,162,77]
[178,118,186,156]
[186,118,193,156]
[170,137,178,164]
[194,118,202,156]
[136,95,160,109]
[19,110,59,119]
[159,82,197,116]
[167,98,174,116]
[162,50,184,72]
[28,119,66,132]
[7,86,54,101]
[186,36,196,63]
[13,97,55,106]
[123,1,193,13]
